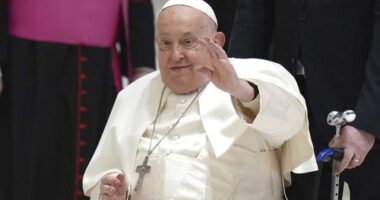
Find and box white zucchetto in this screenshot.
[160,0,218,26]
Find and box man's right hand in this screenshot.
[100,173,128,200]
[329,125,375,174]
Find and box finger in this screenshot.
[347,159,360,169]
[203,38,219,60]
[328,137,340,148]
[101,184,116,196]
[347,152,362,168]
[115,173,126,186]
[205,37,228,59]
[204,38,234,76]
[197,39,215,72]
[116,173,125,181]
[101,175,117,186]
[334,148,354,174]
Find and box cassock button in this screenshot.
[170,135,180,140]
[165,150,172,156]
[79,56,88,62]
[80,73,87,80]
[80,89,87,95]
[79,141,87,147]
[79,123,87,130]
[80,106,88,113]
[78,157,86,164]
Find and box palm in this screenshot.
[198,38,240,93]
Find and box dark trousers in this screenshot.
[290,75,380,200]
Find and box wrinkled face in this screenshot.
[156,6,216,94]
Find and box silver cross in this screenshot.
[134,156,151,192]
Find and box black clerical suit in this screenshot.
[0,0,11,199]
[2,1,155,200]
[228,0,380,200]
[205,0,238,50]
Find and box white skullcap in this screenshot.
[160,0,218,26]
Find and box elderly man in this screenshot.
[83,0,318,199]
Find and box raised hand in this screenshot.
[197,37,255,102]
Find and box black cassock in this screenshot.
[0,0,155,200]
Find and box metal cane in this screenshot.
[326,110,356,200]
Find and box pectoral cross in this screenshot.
[134,156,151,192]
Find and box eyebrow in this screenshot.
[183,32,198,38]
[157,31,196,38]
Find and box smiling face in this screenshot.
[156,5,219,94]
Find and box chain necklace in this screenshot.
[133,84,207,192]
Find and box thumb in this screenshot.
[116,173,126,186]
[329,137,339,147]
[116,173,125,180]
[334,148,354,174]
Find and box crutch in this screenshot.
[316,110,356,200]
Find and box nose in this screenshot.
[170,44,185,62]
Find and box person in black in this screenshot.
[0,0,11,199]
[228,0,380,200]
[205,0,238,51]
[1,0,155,199]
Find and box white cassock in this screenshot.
[83,58,318,200]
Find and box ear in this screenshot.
[213,32,225,47]
[155,35,159,44]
